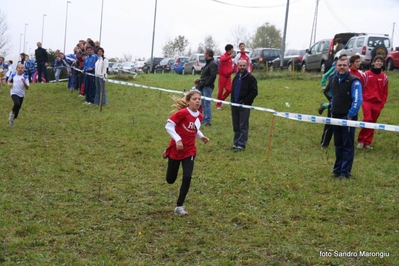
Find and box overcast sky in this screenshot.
[2,0,399,62]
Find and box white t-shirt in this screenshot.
[9,73,29,97]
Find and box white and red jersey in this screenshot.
[349,67,365,86]
[234,52,252,73]
[218,52,233,77]
[362,70,388,105]
[164,107,203,160]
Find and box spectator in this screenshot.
[191,78,200,91]
[35,42,49,83]
[24,55,36,83]
[53,56,63,82]
[94,47,108,106]
[234,43,252,73]
[325,57,362,179]
[83,46,98,105]
[198,49,218,126]
[5,60,16,82]
[0,56,8,88]
[227,59,258,152]
[18,53,26,64]
[357,55,388,149]
[94,41,100,54]
[216,44,235,110]
[319,54,348,148]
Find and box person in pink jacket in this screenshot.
[357,55,388,149]
[216,44,234,109]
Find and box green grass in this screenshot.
[1,70,399,265]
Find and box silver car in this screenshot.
[335,33,391,69]
[301,39,331,73]
[182,54,206,75]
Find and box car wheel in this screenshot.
[191,68,195,75]
[371,45,388,59]
[320,62,326,73]
[287,63,292,72]
[386,59,394,71]
[301,62,307,72]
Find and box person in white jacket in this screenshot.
[94,47,108,106]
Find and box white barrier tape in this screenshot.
[274,112,399,132]
[121,69,138,78]
[49,78,69,83]
[70,67,399,132]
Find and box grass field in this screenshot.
[0,70,398,265]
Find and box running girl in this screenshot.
[8,64,29,127]
[164,90,209,216]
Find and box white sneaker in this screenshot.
[357,143,364,149]
[9,112,14,127]
[174,206,188,216]
[365,145,373,150]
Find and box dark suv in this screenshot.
[142,57,163,74]
[250,48,280,70]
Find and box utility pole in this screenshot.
[309,0,319,47]
[150,0,158,73]
[280,0,290,69]
[392,22,395,48]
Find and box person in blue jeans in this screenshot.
[324,57,362,179]
[198,49,218,126]
[53,56,63,82]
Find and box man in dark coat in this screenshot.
[34,42,49,83]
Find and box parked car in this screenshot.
[173,56,188,74]
[301,39,332,73]
[133,61,145,73]
[183,54,206,75]
[335,33,392,69]
[385,47,399,70]
[326,32,361,71]
[270,49,306,71]
[109,63,122,74]
[154,58,175,73]
[142,57,164,74]
[122,62,135,73]
[250,48,280,70]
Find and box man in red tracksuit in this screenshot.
[357,55,388,149]
[216,44,234,109]
[234,42,252,73]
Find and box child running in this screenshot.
[163,90,209,216]
[8,64,29,127]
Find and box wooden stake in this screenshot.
[266,110,277,162]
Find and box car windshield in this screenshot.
[199,56,205,63]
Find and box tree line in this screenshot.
[162,23,282,58]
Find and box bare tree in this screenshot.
[0,9,11,57]
[162,35,189,58]
[197,35,222,55]
[122,54,133,62]
[229,25,251,49]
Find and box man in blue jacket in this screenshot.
[325,57,362,179]
[83,46,98,104]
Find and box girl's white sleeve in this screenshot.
[196,129,204,139]
[165,120,182,142]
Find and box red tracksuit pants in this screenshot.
[216,75,232,108]
[357,101,383,146]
